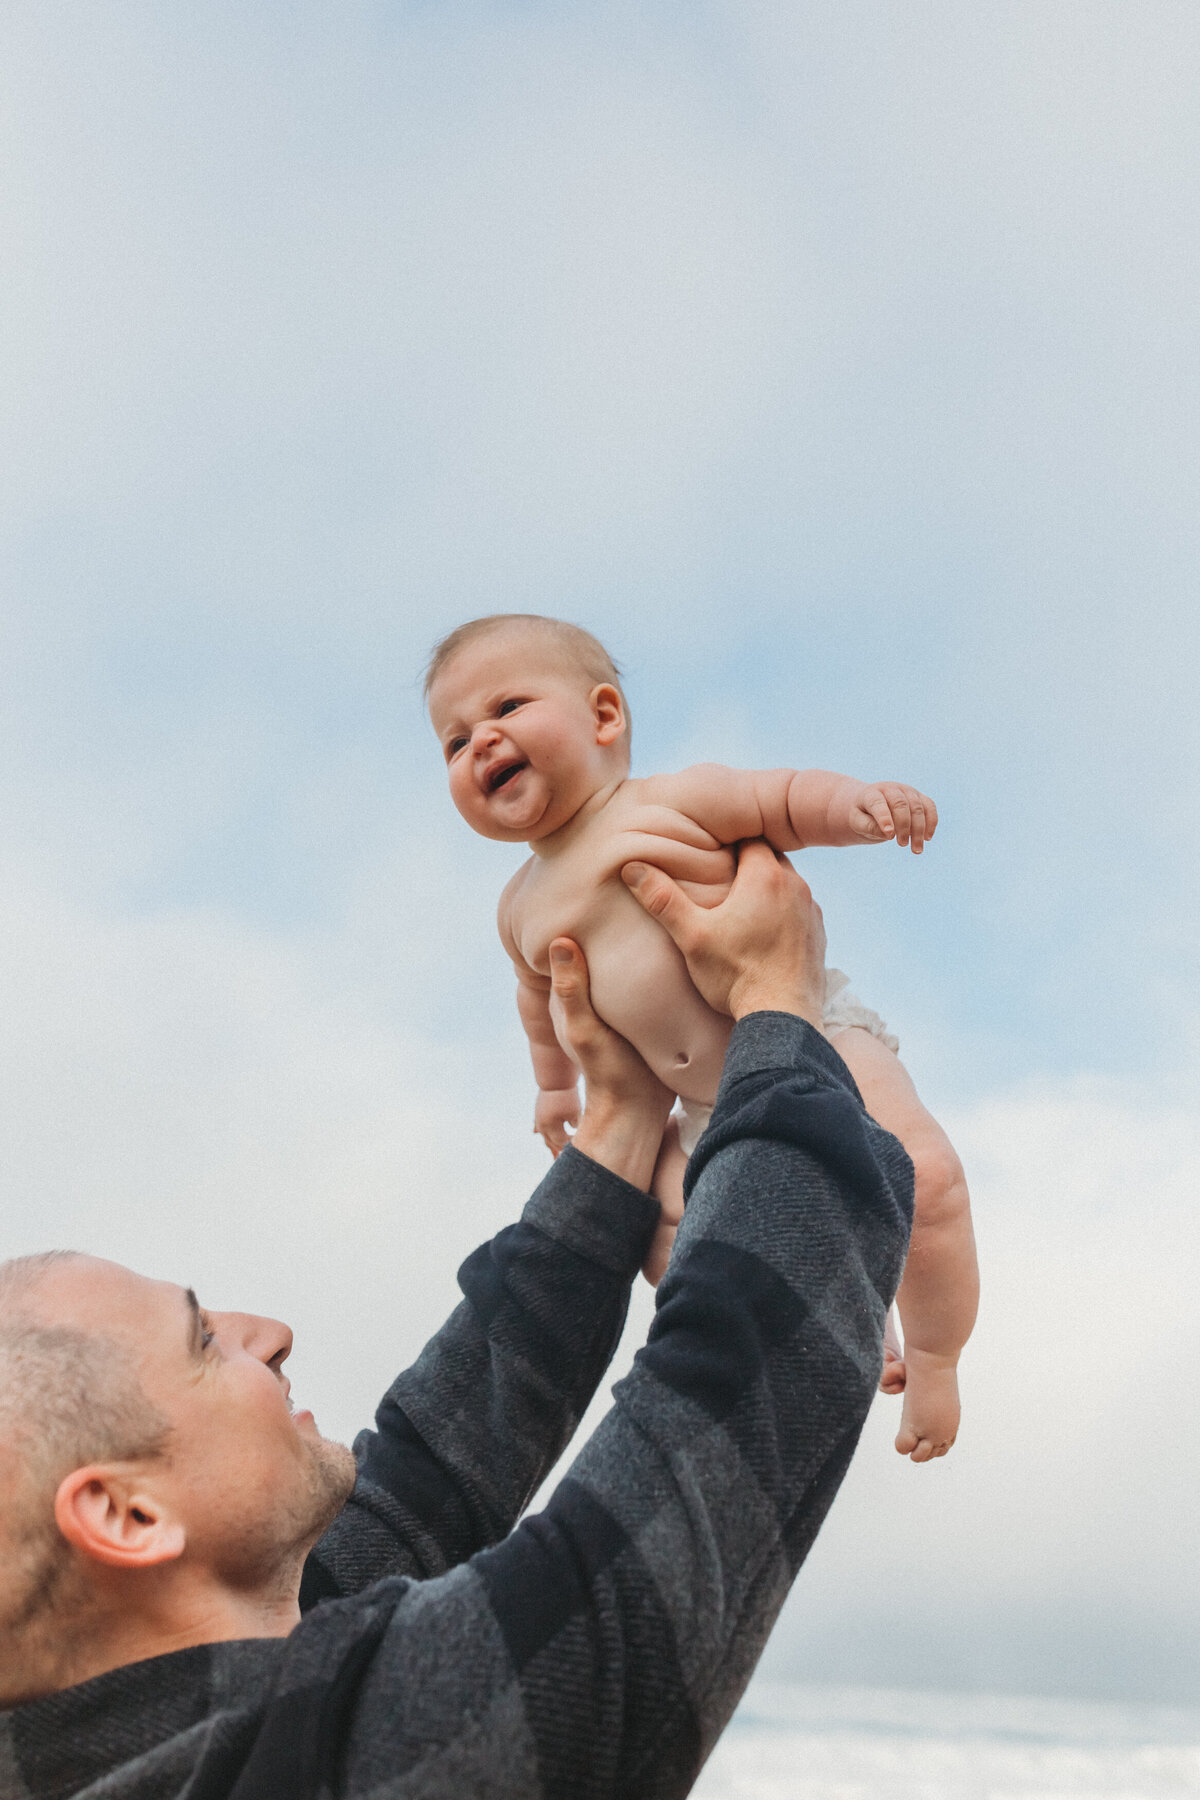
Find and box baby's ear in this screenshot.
[590,683,627,746]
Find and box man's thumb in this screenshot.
[622,861,683,925]
[549,939,584,993]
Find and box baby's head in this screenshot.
[425,614,630,844]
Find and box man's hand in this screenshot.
[844,781,937,852]
[621,839,827,1025]
[548,939,674,1191]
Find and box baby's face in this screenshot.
[428,632,623,843]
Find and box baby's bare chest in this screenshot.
[508,799,735,974]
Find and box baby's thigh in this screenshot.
[827,1026,920,1125]
[828,1027,963,1210]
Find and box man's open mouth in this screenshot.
[487,761,526,793]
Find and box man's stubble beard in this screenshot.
[213,1433,357,1600]
[304,1434,358,1542]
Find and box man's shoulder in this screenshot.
[0,1639,285,1798]
[1,1588,411,1800]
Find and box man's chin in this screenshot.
[307,1435,357,1529]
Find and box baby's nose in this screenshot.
[472,721,501,753]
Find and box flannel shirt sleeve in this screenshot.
[300,1146,660,1606]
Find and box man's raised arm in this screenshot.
[300,845,914,1797]
[301,984,673,1605]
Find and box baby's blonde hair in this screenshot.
[423,614,628,717]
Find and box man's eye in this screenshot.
[201,1329,215,1352]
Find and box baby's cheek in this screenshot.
[447,769,478,820]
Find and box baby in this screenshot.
[426,613,979,1462]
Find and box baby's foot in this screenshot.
[890,1347,961,1462]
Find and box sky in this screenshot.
[2,0,1198,1704]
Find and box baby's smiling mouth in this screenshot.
[487,760,526,794]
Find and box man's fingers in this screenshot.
[734,837,788,871]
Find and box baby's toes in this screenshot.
[894,1421,920,1457]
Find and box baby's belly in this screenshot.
[563,898,733,1106]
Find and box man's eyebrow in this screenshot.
[184,1287,203,1358]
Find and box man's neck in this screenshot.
[1,1575,302,1707]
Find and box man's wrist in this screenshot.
[571,1098,666,1193]
[729,986,823,1029]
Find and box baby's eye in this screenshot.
[446,736,469,758]
[497,698,524,717]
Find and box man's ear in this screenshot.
[590,683,627,746]
[54,1466,186,1570]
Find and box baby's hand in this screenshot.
[535,1085,581,1156]
[848,782,937,852]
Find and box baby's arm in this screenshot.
[517,970,582,1153]
[500,880,580,1155]
[656,764,937,853]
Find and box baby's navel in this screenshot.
[674,1051,690,1066]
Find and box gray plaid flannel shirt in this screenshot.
[0,1015,912,1799]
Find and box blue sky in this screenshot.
[3,1,1199,1703]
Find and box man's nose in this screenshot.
[217,1311,293,1367]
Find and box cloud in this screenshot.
[0,845,544,1441]
[754,1077,1200,1702]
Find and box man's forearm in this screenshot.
[284,1014,912,1800]
[467,1015,913,1796]
[302,1146,659,1605]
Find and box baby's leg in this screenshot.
[645,1119,687,1286]
[828,1027,979,1462]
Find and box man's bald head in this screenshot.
[0,1251,355,1703]
[0,1253,172,1640]
[0,1254,173,1479]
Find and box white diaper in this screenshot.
[821,967,899,1056]
[673,968,898,1157]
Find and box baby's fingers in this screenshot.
[865,792,897,839]
[877,783,938,852]
[877,784,911,846]
[899,785,931,852]
[898,783,938,852]
[849,794,892,841]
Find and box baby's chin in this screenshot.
[479,778,576,841]
[463,796,555,843]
